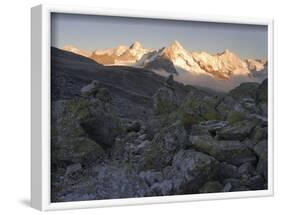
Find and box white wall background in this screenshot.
[0,0,279,214]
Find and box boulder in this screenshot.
[165,74,175,85]
[153,87,179,115]
[139,171,163,186]
[74,97,121,147]
[256,79,268,104]
[251,125,268,143]
[190,135,256,166]
[52,136,106,166]
[216,120,257,141]
[218,162,240,179]
[126,121,141,133]
[197,120,229,133]
[180,95,222,121]
[150,180,173,196]
[162,120,190,150]
[216,96,245,117]
[64,163,82,181]
[246,175,265,190]
[140,121,189,170]
[199,181,223,193]
[95,87,112,104]
[90,164,151,199]
[51,100,106,166]
[222,183,232,192]
[80,80,101,97]
[170,150,219,194]
[227,111,247,124]
[54,164,151,202]
[80,112,121,147]
[238,162,256,176]
[223,178,247,191]
[253,140,268,179]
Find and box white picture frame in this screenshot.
[31,4,274,211]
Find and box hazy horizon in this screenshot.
[51,13,268,60]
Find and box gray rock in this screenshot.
[151,180,173,196]
[216,120,257,141]
[65,163,82,176]
[81,80,101,97]
[80,110,121,147]
[254,140,268,179]
[140,121,189,170]
[134,140,150,154]
[197,120,229,133]
[162,120,190,150]
[222,182,232,192]
[241,98,258,113]
[90,164,151,199]
[165,74,174,85]
[199,181,223,193]
[238,162,256,176]
[126,121,141,133]
[95,87,112,104]
[51,100,106,165]
[55,164,151,202]
[247,175,265,190]
[251,125,268,143]
[223,178,247,191]
[139,171,163,186]
[153,87,178,115]
[138,134,148,141]
[171,150,219,194]
[219,162,240,179]
[64,163,82,181]
[216,96,245,116]
[190,135,256,166]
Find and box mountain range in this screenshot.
[62,41,267,92]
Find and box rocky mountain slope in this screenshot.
[51,48,268,202]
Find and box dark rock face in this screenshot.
[51,48,268,202]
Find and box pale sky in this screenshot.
[51,13,268,59]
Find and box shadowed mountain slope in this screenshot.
[52,47,193,120]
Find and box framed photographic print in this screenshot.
[31,4,274,211]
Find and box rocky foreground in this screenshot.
[51,48,268,202]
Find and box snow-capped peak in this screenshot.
[169,40,184,50]
[130,41,142,50]
[62,44,91,58]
